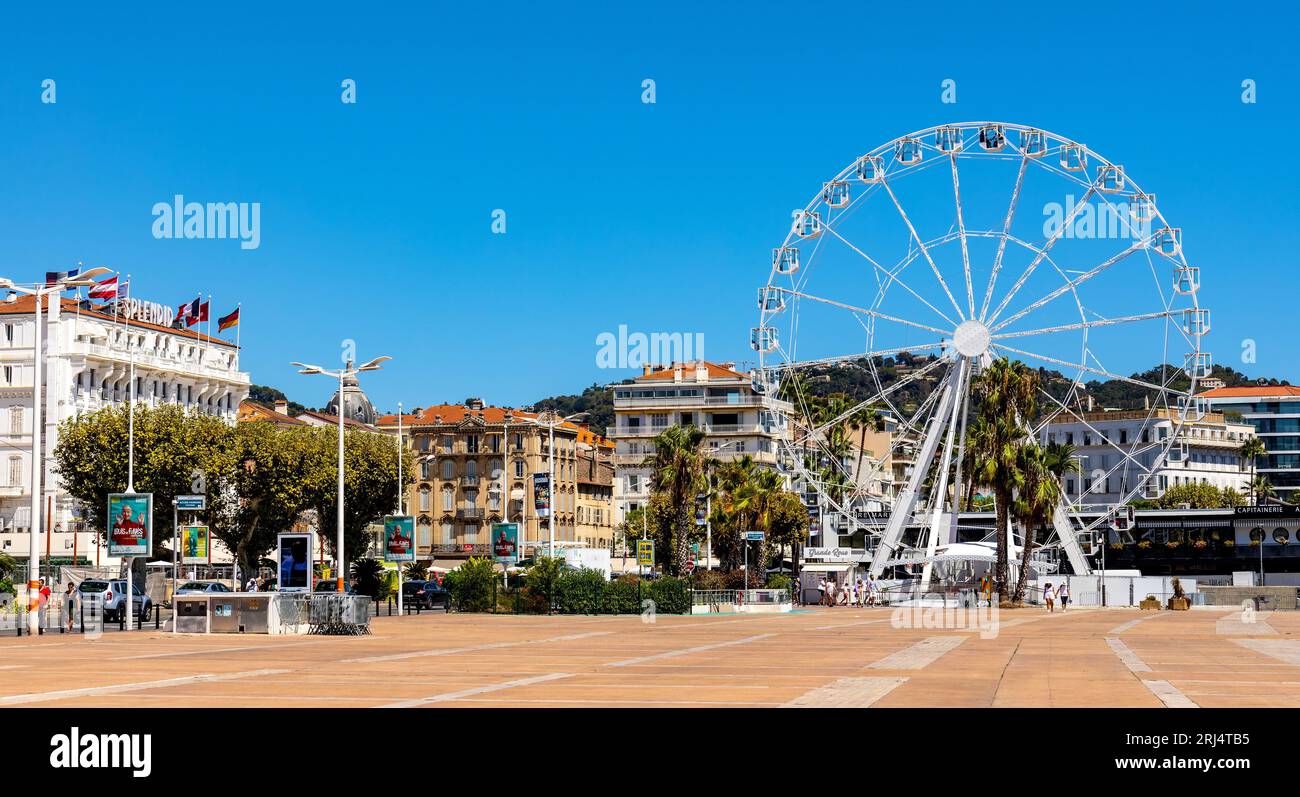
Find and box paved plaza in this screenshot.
[2,606,1298,708]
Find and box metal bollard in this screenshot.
[80,605,84,634]
[155,606,161,630]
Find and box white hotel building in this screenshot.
[1041,408,1253,508]
[0,294,249,568]
[610,361,791,524]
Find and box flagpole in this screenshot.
[234,303,241,369]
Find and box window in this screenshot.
[9,407,21,435]
[442,460,455,480]
[490,435,501,453]
[489,491,501,511]
[514,460,524,478]
[489,458,503,479]
[466,460,477,480]
[442,488,454,511]
[466,434,480,453]
[3,366,10,385]
[417,518,432,547]
[513,433,523,450]
[8,455,20,487]
[419,460,430,479]
[3,324,12,345]
[440,522,454,544]
[441,435,453,452]
[418,487,431,511]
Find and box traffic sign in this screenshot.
[636,539,655,567]
[744,531,765,541]
[176,494,206,511]
[683,560,696,574]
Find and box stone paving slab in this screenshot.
[1,606,1295,707]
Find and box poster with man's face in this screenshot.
[383,515,415,563]
[181,525,210,564]
[107,493,152,557]
[492,523,518,565]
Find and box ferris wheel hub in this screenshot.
[952,319,991,357]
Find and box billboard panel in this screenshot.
[107,493,152,558]
[180,525,211,564]
[492,523,519,565]
[383,515,415,563]
[277,533,312,592]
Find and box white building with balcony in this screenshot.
[1040,408,1253,508]
[0,294,249,567]
[609,361,790,523]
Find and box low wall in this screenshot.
[1199,586,1300,610]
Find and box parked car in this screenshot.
[401,580,451,610]
[313,580,357,595]
[79,579,153,622]
[174,581,231,596]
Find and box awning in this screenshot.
[799,563,854,573]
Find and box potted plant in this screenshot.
[1167,577,1189,611]
[1139,593,1162,610]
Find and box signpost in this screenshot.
[636,539,655,576]
[743,531,764,589]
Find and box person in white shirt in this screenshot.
[1057,580,1071,610]
[1043,582,1056,612]
[817,578,827,607]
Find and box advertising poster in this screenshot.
[181,525,210,564]
[383,515,415,563]
[533,472,551,517]
[492,523,518,565]
[107,493,152,558]
[277,533,311,591]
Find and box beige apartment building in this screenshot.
[576,447,615,550]
[376,399,612,564]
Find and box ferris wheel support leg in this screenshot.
[1052,503,1093,576]
[922,358,969,586]
[868,363,960,579]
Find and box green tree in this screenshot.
[1011,442,1078,604]
[970,359,1039,598]
[350,557,388,599]
[645,425,708,575]
[1251,475,1276,504]
[309,426,407,568]
[1156,482,1231,509]
[1239,437,1266,505]
[53,404,237,557]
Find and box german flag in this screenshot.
[217,307,240,332]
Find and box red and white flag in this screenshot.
[89,276,120,300]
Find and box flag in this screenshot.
[217,307,240,332]
[45,269,79,286]
[88,276,119,300]
[188,300,209,327]
[176,297,200,325]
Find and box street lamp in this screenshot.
[0,268,109,634]
[518,410,587,559]
[291,355,391,592]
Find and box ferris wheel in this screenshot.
[753,122,1208,578]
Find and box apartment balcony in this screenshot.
[0,486,25,498]
[422,543,491,557]
[462,475,481,486]
[609,423,777,438]
[67,341,249,384]
[455,507,485,520]
[614,394,768,409]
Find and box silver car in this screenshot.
[174,580,232,596]
[78,579,153,622]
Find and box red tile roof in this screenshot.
[1200,386,1300,398]
[375,403,610,445]
[637,360,746,381]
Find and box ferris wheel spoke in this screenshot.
[984,183,1100,325]
[819,222,959,328]
[979,155,1030,321]
[776,342,950,373]
[989,241,1146,334]
[992,310,1175,341]
[1033,386,1160,482]
[779,288,953,337]
[880,178,968,322]
[991,342,1184,396]
[792,356,948,440]
[949,155,975,318]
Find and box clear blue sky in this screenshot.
[2,2,1296,412]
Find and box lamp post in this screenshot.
[1,267,109,635]
[519,411,587,559]
[291,355,391,592]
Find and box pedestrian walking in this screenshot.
[63,582,77,633]
[817,578,827,607]
[38,578,52,629]
[1057,580,1070,611]
[1043,582,1056,612]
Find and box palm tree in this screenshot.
[1252,475,1276,504]
[970,358,1039,599]
[848,403,884,486]
[959,418,994,512]
[646,425,709,574]
[1239,437,1266,505]
[1011,441,1080,603]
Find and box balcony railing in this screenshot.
[614,394,768,408]
[456,507,485,519]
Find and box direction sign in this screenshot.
[744,531,765,541]
[175,494,206,511]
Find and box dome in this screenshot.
[327,366,377,425]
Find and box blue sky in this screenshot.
[1,2,1297,412]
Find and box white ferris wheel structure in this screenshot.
[753,122,1209,579]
